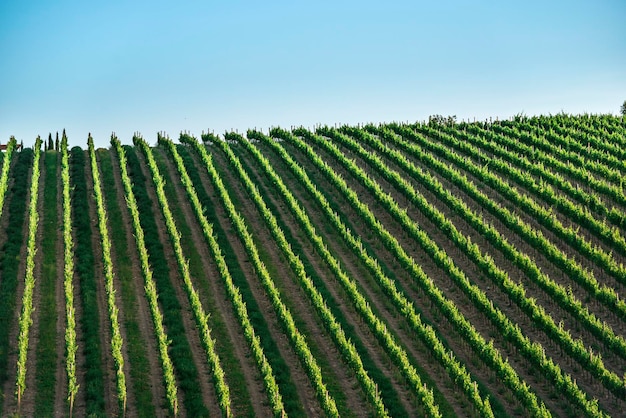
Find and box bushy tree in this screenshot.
[621,100,626,116]
[428,114,457,127]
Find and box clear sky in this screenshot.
[1,0,624,148]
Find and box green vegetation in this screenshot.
[70,145,107,416]
[97,147,156,417]
[61,135,79,416]
[112,137,179,416]
[0,114,624,417]
[184,133,293,416]
[244,128,492,417]
[329,125,626,397]
[34,149,60,416]
[136,135,231,416]
[0,146,32,413]
[88,136,127,413]
[164,141,270,417]
[16,136,42,407]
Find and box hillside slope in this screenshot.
[0,114,624,417]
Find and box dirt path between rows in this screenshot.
[88,152,137,417]
[92,148,137,417]
[0,159,11,247]
[0,159,14,411]
[69,169,88,418]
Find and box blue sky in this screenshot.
[1,0,624,148]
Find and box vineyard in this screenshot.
[0,114,625,417]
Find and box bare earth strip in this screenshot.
[0,158,14,408]
[92,147,138,416]
[70,189,87,417]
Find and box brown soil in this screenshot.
[0,156,14,266]
[0,162,13,408]
[70,187,87,417]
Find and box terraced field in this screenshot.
[0,114,624,417]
